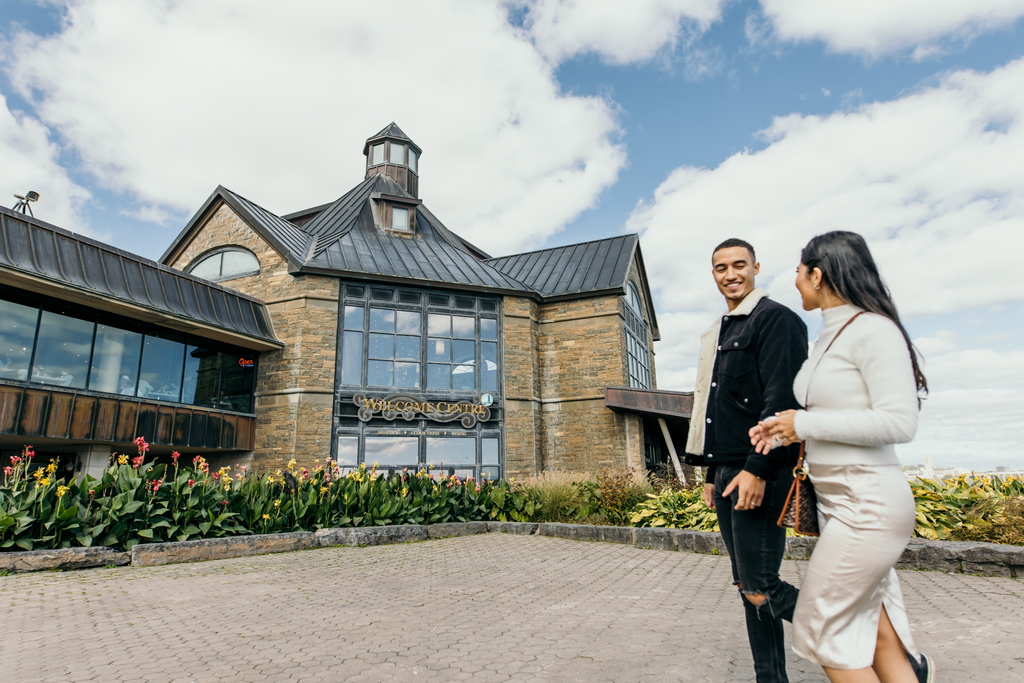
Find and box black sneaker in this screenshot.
[906,652,935,683]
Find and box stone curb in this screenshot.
[3,523,1021,577]
[0,546,130,573]
[130,532,316,567]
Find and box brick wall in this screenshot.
[166,202,338,472]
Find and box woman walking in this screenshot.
[754,231,933,683]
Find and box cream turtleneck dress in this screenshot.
[790,304,922,670]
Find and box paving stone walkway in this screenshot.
[1,534,1022,682]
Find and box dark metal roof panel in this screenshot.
[485,234,638,297]
[219,188,312,261]
[0,207,279,347]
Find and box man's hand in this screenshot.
[721,470,766,510]
[748,423,773,454]
[702,483,716,509]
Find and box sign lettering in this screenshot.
[354,393,494,427]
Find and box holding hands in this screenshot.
[749,409,801,453]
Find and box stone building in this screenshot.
[1,124,691,480]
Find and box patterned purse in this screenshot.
[776,311,865,537]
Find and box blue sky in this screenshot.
[2,1,1023,470]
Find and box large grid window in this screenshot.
[0,289,258,412]
[338,288,501,394]
[335,284,503,480]
[624,283,652,389]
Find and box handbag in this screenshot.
[777,310,865,537]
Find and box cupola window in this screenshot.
[389,142,406,164]
[187,247,260,282]
[409,149,418,173]
[371,143,385,166]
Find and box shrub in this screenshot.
[630,487,719,531]
[512,470,589,523]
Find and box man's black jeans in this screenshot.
[715,464,800,683]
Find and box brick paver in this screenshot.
[1,534,1022,682]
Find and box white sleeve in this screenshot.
[793,319,919,446]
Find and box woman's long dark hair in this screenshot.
[801,231,928,395]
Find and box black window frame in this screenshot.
[185,246,261,283]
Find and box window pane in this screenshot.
[452,362,475,391]
[395,362,420,389]
[482,438,499,465]
[427,314,450,336]
[219,250,259,279]
[371,144,384,165]
[343,306,364,330]
[389,142,405,164]
[369,333,394,360]
[337,436,359,466]
[396,335,420,361]
[365,437,418,466]
[391,207,409,231]
[452,316,474,339]
[0,299,37,380]
[451,339,475,365]
[427,338,449,362]
[369,308,395,333]
[139,336,185,401]
[220,351,255,412]
[32,311,93,389]
[368,360,393,386]
[480,318,497,341]
[427,364,450,389]
[189,253,221,280]
[89,325,143,394]
[481,342,498,391]
[181,346,218,406]
[426,438,475,465]
[396,310,420,335]
[481,466,500,481]
[341,331,362,384]
[408,149,418,173]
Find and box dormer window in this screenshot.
[389,143,406,164]
[391,206,410,231]
[371,144,385,166]
[409,149,418,173]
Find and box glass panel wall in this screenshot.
[0,288,258,413]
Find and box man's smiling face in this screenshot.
[712,246,759,311]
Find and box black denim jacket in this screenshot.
[685,297,808,481]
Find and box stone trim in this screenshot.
[4,524,1019,578]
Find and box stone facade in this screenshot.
[166,203,339,471]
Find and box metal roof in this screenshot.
[362,122,421,155]
[484,235,638,298]
[0,206,280,350]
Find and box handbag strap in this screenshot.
[794,310,865,476]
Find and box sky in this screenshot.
[1,0,1023,471]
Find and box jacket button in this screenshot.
[717,345,721,350]
[711,382,717,387]
[723,316,729,321]
[708,454,714,458]
[743,398,749,403]
[706,418,712,423]
[733,341,739,346]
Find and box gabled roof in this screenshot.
[0,206,281,350]
[160,186,312,267]
[485,235,660,338]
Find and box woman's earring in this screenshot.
[813,284,820,290]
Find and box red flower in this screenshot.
[221,500,228,505]
[24,446,35,459]
[3,466,12,476]
[10,455,21,465]
[187,479,195,487]
[131,455,144,469]
[171,451,180,464]
[212,471,220,481]
[133,436,150,453]
[151,479,163,492]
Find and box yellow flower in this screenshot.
[273,499,281,507]
[320,486,329,495]
[287,459,298,471]
[46,460,57,474]
[118,454,128,466]
[262,514,270,520]
[32,469,43,480]
[39,478,50,486]
[56,485,69,498]
[401,487,409,496]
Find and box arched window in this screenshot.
[187,247,260,282]
[623,282,651,389]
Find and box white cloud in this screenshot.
[759,0,1024,59]
[3,0,633,255]
[634,59,1024,466]
[0,94,91,232]
[518,0,726,65]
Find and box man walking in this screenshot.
[685,238,808,683]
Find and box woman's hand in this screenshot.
[749,423,773,454]
[764,409,800,446]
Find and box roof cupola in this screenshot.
[363,123,421,198]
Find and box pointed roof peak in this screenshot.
[363,122,420,154]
